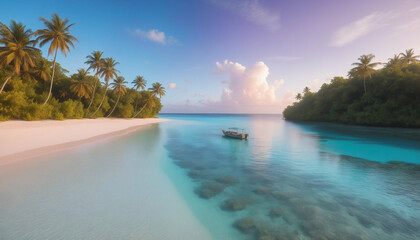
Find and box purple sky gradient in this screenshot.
[1,0,420,113]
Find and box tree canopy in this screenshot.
[0,16,163,121]
[283,50,420,128]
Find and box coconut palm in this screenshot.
[132,75,147,111]
[400,49,420,64]
[85,50,103,110]
[106,76,127,117]
[70,68,92,100]
[351,54,381,93]
[303,87,311,96]
[132,75,146,91]
[90,57,119,117]
[387,54,402,67]
[132,91,156,118]
[32,58,51,82]
[295,93,302,101]
[0,21,38,94]
[148,82,166,98]
[35,14,78,104]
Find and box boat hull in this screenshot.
[222,130,248,139]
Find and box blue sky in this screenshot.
[1,0,420,113]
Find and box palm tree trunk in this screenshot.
[90,85,108,118]
[0,71,14,94]
[134,95,139,112]
[132,101,148,118]
[87,76,99,111]
[43,48,58,105]
[106,93,120,118]
[363,74,366,93]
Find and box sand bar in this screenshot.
[0,118,168,165]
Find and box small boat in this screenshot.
[222,127,248,139]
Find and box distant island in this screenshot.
[0,14,164,121]
[283,49,420,128]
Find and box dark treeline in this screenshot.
[283,49,420,127]
[0,14,164,120]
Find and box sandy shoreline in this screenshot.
[0,117,214,239]
[0,118,169,166]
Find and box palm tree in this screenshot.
[70,68,92,100]
[35,14,78,105]
[106,76,127,117]
[132,75,146,91]
[295,93,302,101]
[303,87,311,96]
[0,21,38,94]
[387,54,402,67]
[90,57,119,117]
[148,82,166,98]
[85,50,104,110]
[32,58,51,82]
[351,54,381,93]
[400,49,420,64]
[132,91,156,118]
[132,75,147,111]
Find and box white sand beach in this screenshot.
[0,118,169,165]
[0,118,215,240]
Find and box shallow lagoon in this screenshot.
[0,114,419,239]
[161,114,420,240]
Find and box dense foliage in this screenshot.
[283,50,420,127]
[0,15,163,120]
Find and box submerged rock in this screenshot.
[195,182,227,199]
[300,219,339,240]
[293,204,323,220]
[317,198,341,212]
[269,207,282,218]
[216,176,237,185]
[258,235,274,240]
[276,232,299,240]
[307,230,337,240]
[188,170,204,179]
[275,228,301,240]
[255,222,273,239]
[271,191,292,201]
[347,208,375,228]
[233,217,255,233]
[175,160,197,169]
[254,186,271,195]
[221,197,253,211]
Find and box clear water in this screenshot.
[160,114,420,240]
[1,114,420,240]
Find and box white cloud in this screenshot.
[212,60,288,113]
[209,0,280,31]
[131,28,177,45]
[331,12,395,47]
[163,60,291,113]
[161,60,297,113]
[168,83,177,89]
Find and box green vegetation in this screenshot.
[0,14,163,121]
[283,49,420,127]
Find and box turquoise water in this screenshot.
[1,114,420,239]
[160,114,420,240]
